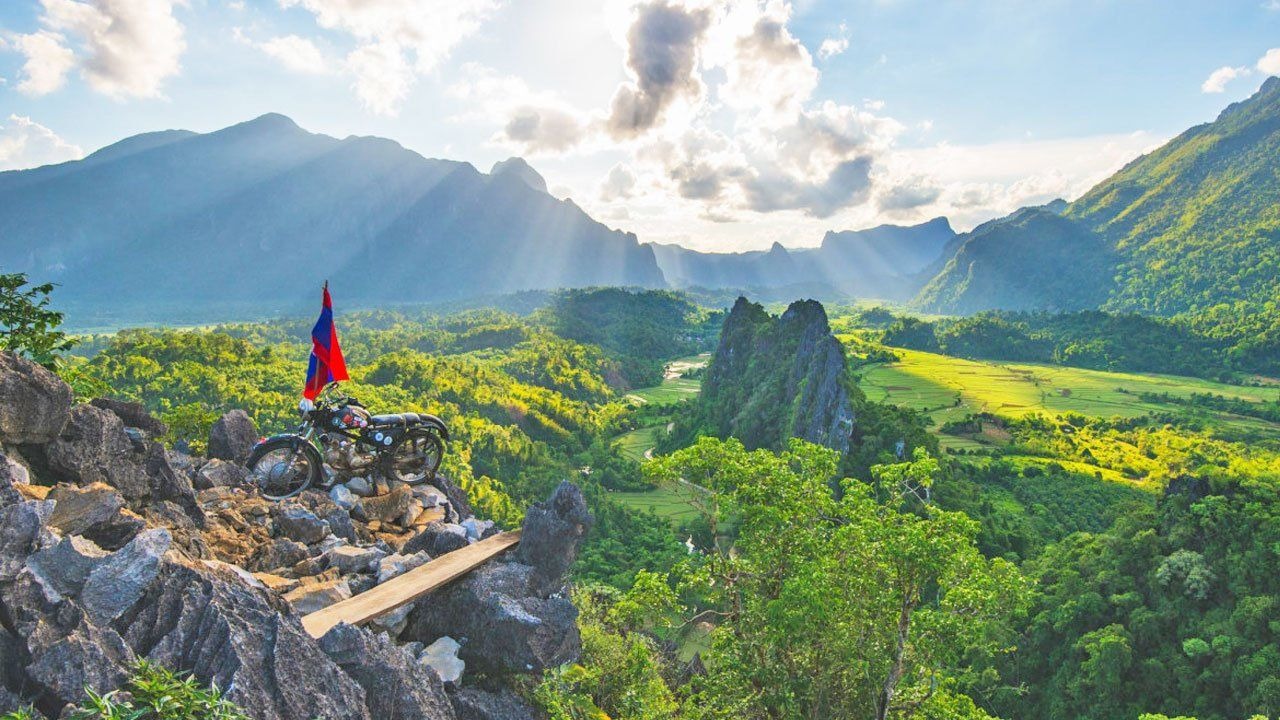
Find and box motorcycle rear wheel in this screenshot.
[381,428,445,486]
[245,438,322,500]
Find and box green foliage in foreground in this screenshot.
[639,439,1028,719]
[0,271,75,368]
[1,661,247,720]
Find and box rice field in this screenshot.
[614,425,665,462]
[856,347,1280,445]
[612,486,703,527]
[623,353,708,405]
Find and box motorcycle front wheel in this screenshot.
[381,428,445,485]
[245,438,323,500]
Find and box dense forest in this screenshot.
[6,271,1280,719]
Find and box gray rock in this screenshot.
[118,558,372,720]
[141,442,204,525]
[283,578,351,614]
[89,398,167,436]
[345,476,373,497]
[47,483,124,536]
[377,551,431,584]
[0,351,73,445]
[448,686,537,720]
[329,483,357,509]
[195,458,249,490]
[325,507,358,543]
[460,518,493,542]
[80,528,171,623]
[208,410,257,464]
[274,505,330,545]
[516,481,593,595]
[326,544,386,575]
[0,452,27,507]
[402,561,580,676]
[357,485,418,527]
[318,624,457,720]
[0,499,55,581]
[428,474,472,522]
[419,636,465,685]
[25,608,136,707]
[26,534,109,597]
[46,404,152,500]
[403,522,469,558]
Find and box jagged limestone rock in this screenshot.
[0,352,72,446]
[207,410,257,464]
[318,623,457,720]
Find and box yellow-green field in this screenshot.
[612,486,703,526]
[856,347,1280,448]
[624,353,708,405]
[614,425,665,462]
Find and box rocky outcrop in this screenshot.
[0,353,72,445]
[89,398,167,437]
[0,352,590,718]
[686,297,856,452]
[208,410,257,463]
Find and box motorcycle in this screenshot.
[245,383,448,501]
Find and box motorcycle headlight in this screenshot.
[299,398,315,417]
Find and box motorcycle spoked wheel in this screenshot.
[245,439,323,501]
[380,427,445,486]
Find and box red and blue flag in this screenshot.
[304,283,349,399]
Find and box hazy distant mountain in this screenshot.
[650,217,955,301]
[0,114,664,324]
[916,77,1280,316]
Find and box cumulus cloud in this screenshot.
[20,0,188,99]
[0,115,83,171]
[1259,48,1280,76]
[743,156,873,217]
[818,22,848,59]
[259,34,328,75]
[11,30,75,95]
[503,106,587,153]
[1202,65,1248,93]
[878,180,942,212]
[600,163,639,201]
[281,0,495,115]
[606,1,711,138]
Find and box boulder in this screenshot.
[403,522,469,558]
[0,452,27,507]
[25,534,109,597]
[89,398,167,436]
[419,636,465,685]
[325,507,359,543]
[318,624,457,720]
[208,410,257,464]
[377,551,431,584]
[460,518,493,542]
[195,459,249,490]
[326,544,386,575]
[357,485,419,527]
[448,687,537,720]
[329,483,357,509]
[47,482,124,536]
[248,537,311,573]
[346,476,374,497]
[117,558,372,720]
[0,499,55,581]
[402,561,580,675]
[283,577,351,614]
[79,528,171,623]
[253,572,299,593]
[428,474,472,521]
[274,505,330,545]
[141,442,204,525]
[517,481,593,594]
[45,404,152,500]
[0,352,72,445]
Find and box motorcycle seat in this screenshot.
[369,413,418,426]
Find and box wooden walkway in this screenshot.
[301,530,522,639]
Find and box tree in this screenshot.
[648,438,1031,719]
[0,272,74,367]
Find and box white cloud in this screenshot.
[346,39,413,116]
[0,115,83,171]
[600,163,638,201]
[259,34,328,75]
[281,0,496,115]
[31,0,187,99]
[1202,65,1248,93]
[11,30,75,95]
[818,22,848,59]
[1258,48,1280,76]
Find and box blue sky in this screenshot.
[2,0,1278,251]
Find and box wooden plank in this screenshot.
[301,530,522,639]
